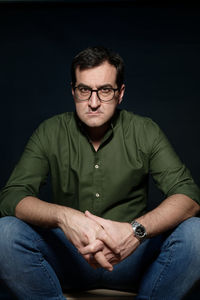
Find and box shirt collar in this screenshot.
[74,109,121,147]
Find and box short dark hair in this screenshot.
[71,46,124,89]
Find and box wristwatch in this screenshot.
[131,220,147,243]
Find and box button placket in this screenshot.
[92,152,103,214]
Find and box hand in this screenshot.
[86,244,121,269]
[57,207,119,271]
[82,211,140,263]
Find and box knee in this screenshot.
[178,217,200,244]
[169,217,200,258]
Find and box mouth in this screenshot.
[86,111,103,115]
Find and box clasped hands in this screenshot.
[61,208,139,272]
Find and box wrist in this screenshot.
[55,205,70,229]
[130,220,147,243]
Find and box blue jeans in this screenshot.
[0,216,200,300]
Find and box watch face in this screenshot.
[131,221,147,242]
[135,226,145,237]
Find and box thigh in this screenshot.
[137,217,200,300]
[34,225,103,290]
[101,217,200,296]
[100,235,164,292]
[0,216,101,292]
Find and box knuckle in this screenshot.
[97,239,104,247]
[90,245,96,252]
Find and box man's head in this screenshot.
[71,46,125,130]
[71,46,124,90]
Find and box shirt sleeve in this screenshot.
[0,123,49,217]
[144,119,200,205]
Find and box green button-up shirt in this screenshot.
[0,109,199,221]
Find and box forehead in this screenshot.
[75,61,117,87]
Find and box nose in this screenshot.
[88,91,101,109]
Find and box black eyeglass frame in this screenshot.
[73,86,119,102]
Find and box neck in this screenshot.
[86,123,109,143]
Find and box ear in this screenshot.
[71,82,75,97]
[118,84,125,104]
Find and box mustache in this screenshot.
[86,109,103,113]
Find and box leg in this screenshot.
[101,235,164,292]
[137,217,200,300]
[101,217,200,299]
[0,217,101,300]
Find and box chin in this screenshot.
[81,116,103,127]
[83,118,108,128]
[85,121,104,128]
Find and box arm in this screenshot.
[136,193,199,237]
[15,196,119,271]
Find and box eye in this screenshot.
[78,86,91,94]
[100,87,112,94]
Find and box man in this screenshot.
[0,46,200,300]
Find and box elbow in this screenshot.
[189,199,200,217]
[193,203,200,216]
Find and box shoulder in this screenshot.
[39,112,74,129]
[35,112,75,137]
[27,112,76,151]
[118,110,164,153]
[119,109,160,135]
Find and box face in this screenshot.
[72,61,125,130]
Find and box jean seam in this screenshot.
[31,234,64,300]
[149,242,175,300]
[39,256,64,300]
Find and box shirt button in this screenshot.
[95,193,100,198]
[95,164,99,169]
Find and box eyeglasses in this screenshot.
[73,85,119,102]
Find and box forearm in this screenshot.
[137,194,200,238]
[15,196,63,228]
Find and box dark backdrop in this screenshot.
[0,0,200,207]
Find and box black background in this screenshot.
[0,0,200,207]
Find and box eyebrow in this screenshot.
[77,83,115,89]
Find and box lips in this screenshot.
[86,111,103,115]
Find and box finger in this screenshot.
[88,260,101,270]
[94,251,113,272]
[85,211,120,255]
[97,229,120,255]
[104,251,120,263]
[85,210,106,227]
[89,251,119,267]
[85,211,120,254]
[82,253,91,262]
[82,252,106,270]
[109,257,120,266]
[79,239,104,255]
[82,253,98,269]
